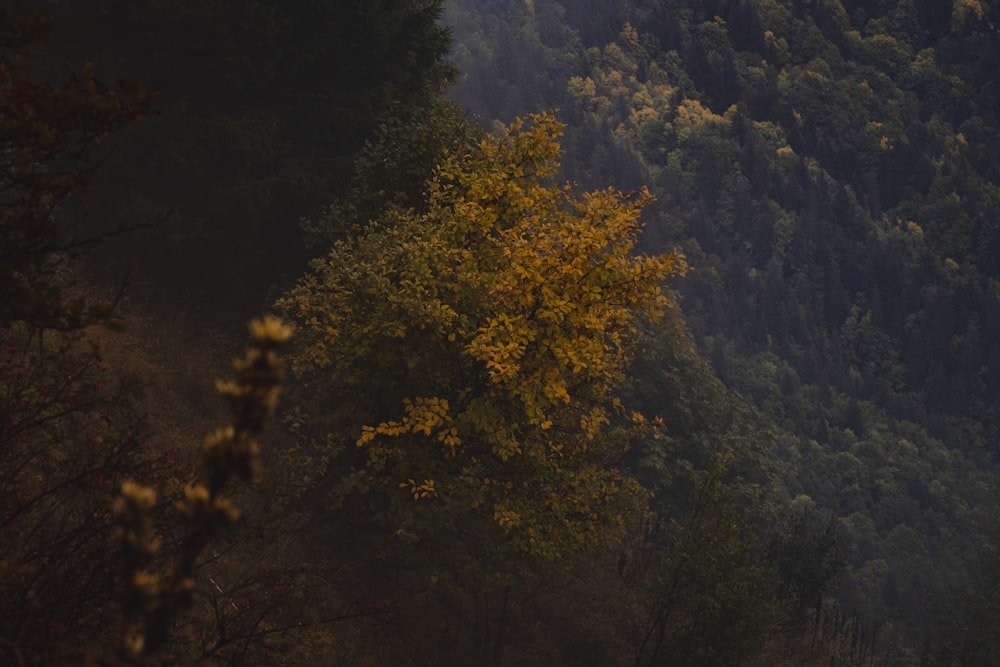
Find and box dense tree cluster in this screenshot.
[446,0,1000,661]
[3,0,1000,664]
[37,0,456,322]
[0,3,155,331]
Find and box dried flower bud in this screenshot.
[117,316,289,662]
[202,426,236,466]
[115,480,157,517]
[250,315,293,345]
[122,626,145,659]
[177,484,211,519]
[131,570,161,598]
[212,496,242,523]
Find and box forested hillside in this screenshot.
[445,0,1000,659]
[2,0,999,665]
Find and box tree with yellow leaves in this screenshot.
[279,112,685,572]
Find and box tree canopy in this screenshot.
[279,112,686,569]
[0,4,154,331]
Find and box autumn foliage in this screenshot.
[279,113,686,570]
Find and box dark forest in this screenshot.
[2,0,999,664]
